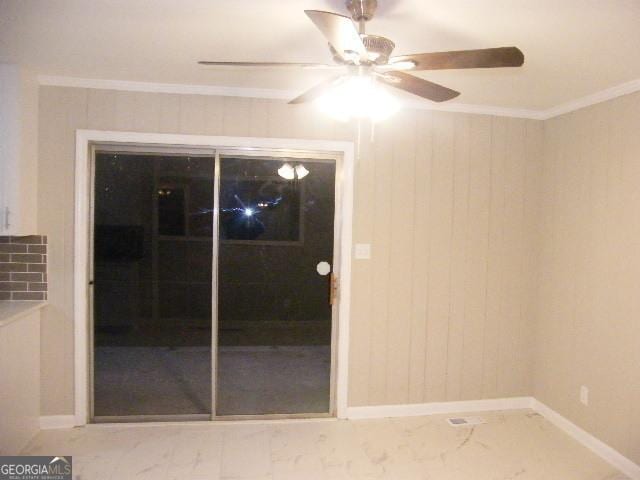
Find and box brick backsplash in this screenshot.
[0,236,48,300]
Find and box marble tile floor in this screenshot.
[22,409,628,480]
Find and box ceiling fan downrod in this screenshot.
[346,0,377,33]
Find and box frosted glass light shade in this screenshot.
[315,75,399,122]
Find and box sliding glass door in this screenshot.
[91,150,214,421]
[90,147,338,421]
[215,155,337,416]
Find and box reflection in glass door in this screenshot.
[91,150,214,421]
[216,155,337,416]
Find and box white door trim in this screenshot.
[74,129,355,426]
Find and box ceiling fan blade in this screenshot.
[378,71,460,102]
[289,75,345,104]
[304,10,367,61]
[389,47,524,71]
[198,61,337,69]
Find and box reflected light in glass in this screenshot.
[294,164,309,179]
[315,75,399,122]
[277,163,295,180]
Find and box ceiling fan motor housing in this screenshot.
[361,34,395,64]
[346,0,378,22]
[329,34,395,65]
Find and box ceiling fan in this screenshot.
[199,0,524,106]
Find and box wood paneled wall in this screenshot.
[535,91,640,465]
[349,109,542,406]
[38,86,542,414]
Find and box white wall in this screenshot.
[535,90,640,465]
[0,310,41,455]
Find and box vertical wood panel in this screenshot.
[522,120,543,398]
[113,90,137,131]
[407,111,433,403]
[87,89,116,130]
[445,114,470,400]
[348,120,375,406]
[424,112,455,402]
[248,98,269,137]
[179,94,207,134]
[266,101,291,138]
[131,92,161,132]
[367,121,393,404]
[222,96,250,136]
[203,95,224,134]
[498,118,527,396]
[385,112,416,404]
[460,115,491,400]
[157,93,181,133]
[483,115,506,399]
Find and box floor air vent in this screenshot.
[447,416,487,427]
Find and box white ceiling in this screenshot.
[1,0,639,110]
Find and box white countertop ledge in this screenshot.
[0,301,47,327]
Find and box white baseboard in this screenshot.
[532,400,640,480]
[39,415,76,430]
[345,396,534,419]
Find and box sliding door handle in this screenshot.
[329,273,339,306]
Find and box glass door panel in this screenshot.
[216,156,336,416]
[92,151,214,420]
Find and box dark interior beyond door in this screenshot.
[92,152,214,419]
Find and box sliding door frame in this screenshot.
[74,130,355,426]
[88,144,216,424]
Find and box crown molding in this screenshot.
[38,75,295,100]
[405,99,544,119]
[36,75,543,119]
[38,74,640,121]
[539,78,640,120]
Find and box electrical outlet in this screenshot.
[580,385,589,406]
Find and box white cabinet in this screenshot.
[0,64,38,236]
[0,64,20,235]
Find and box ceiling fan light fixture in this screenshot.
[315,75,399,122]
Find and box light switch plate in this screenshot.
[580,385,589,406]
[354,243,371,260]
